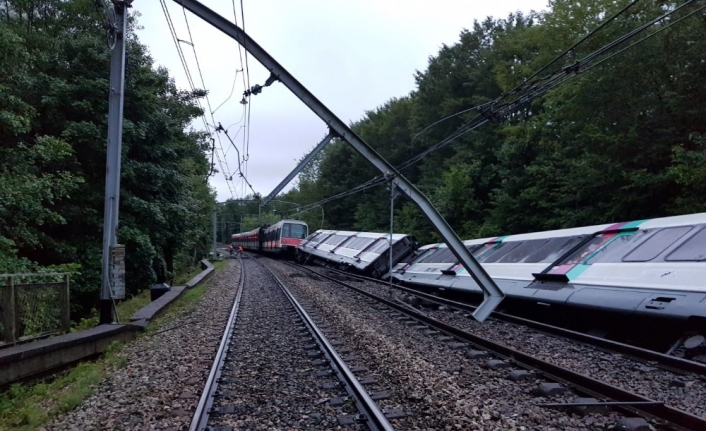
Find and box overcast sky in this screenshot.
[136,1,548,202]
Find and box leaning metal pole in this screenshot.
[100,1,129,324]
[176,0,505,321]
[260,131,335,207]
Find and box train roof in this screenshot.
[638,212,706,229]
[415,212,706,250]
[304,229,410,241]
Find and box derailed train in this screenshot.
[294,213,706,352]
[297,230,419,279]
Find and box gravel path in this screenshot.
[40,259,242,431]
[304,264,706,420]
[266,258,628,430]
[208,257,359,430]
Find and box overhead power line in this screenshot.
[216,123,258,197]
[160,0,244,198]
[286,0,704,217]
[496,0,644,107]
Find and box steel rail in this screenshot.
[310,266,706,377]
[287,262,706,431]
[189,257,245,431]
[251,257,394,431]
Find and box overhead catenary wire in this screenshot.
[240,0,253,189]
[285,0,703,218]
[496,0,644,106]
[217,123,258,197]
[231,0,250,197]
[161,0,234,191]
[582,3,706,74]
[212,68,243,114]
[161,0,241,198]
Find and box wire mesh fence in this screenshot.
[1,273,70,347]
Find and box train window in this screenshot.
[342,237,362,249]
[478,242,523,263]
[367,239,391,255]
[585,233,639,264]
[418,248,458,264]
[524,236,585,263]
[552,234,615,267]
[345,238,375,250]
[340,237,358,248]
[472,243,496,258]
[465,244,484,254]
[412,249,436,263]
[308,232,328,244]
[416,248,439,263]
[624,227,693,262]
[285,223,307,239]
[323,235,348,246]
[665,227,706,261]
[497,239,549,263]
[358,238,377,250]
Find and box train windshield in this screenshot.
[284,223,308,239]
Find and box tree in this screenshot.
[0,0,216,318]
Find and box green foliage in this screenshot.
[0,341,125,430]
[278,1,706,241]
[0,0,215,321]
[667,133,706,214]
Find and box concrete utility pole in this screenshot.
[100,0,130,324]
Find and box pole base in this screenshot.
[99,299,114,325]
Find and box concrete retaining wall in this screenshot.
[0,259,217,387]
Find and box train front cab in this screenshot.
[280,221,308,257]
[262,220,308,258]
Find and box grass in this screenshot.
[72,289,151,332]
[0,259,229,430]
[0,342,126,431]
[173,262,205,285]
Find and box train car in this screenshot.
[231,219,308,257]
[298,229,419,278]
[393,213,706,344]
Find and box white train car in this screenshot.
[298,230,418,278]
[393,213,706,324]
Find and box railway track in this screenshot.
[318,266,706,377]
[270,258,706,431]
[189,255,396,430]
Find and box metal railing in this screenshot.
[1,273,70,347]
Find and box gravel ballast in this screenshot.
[358,269,706,418]
[40,259,242,431]
[208,257,358,430]
[266,258,630,430]
[303,264,706,421]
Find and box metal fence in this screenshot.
[0,273,70,347]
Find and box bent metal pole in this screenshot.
[260,131,335,208]
[174,0,505,321]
